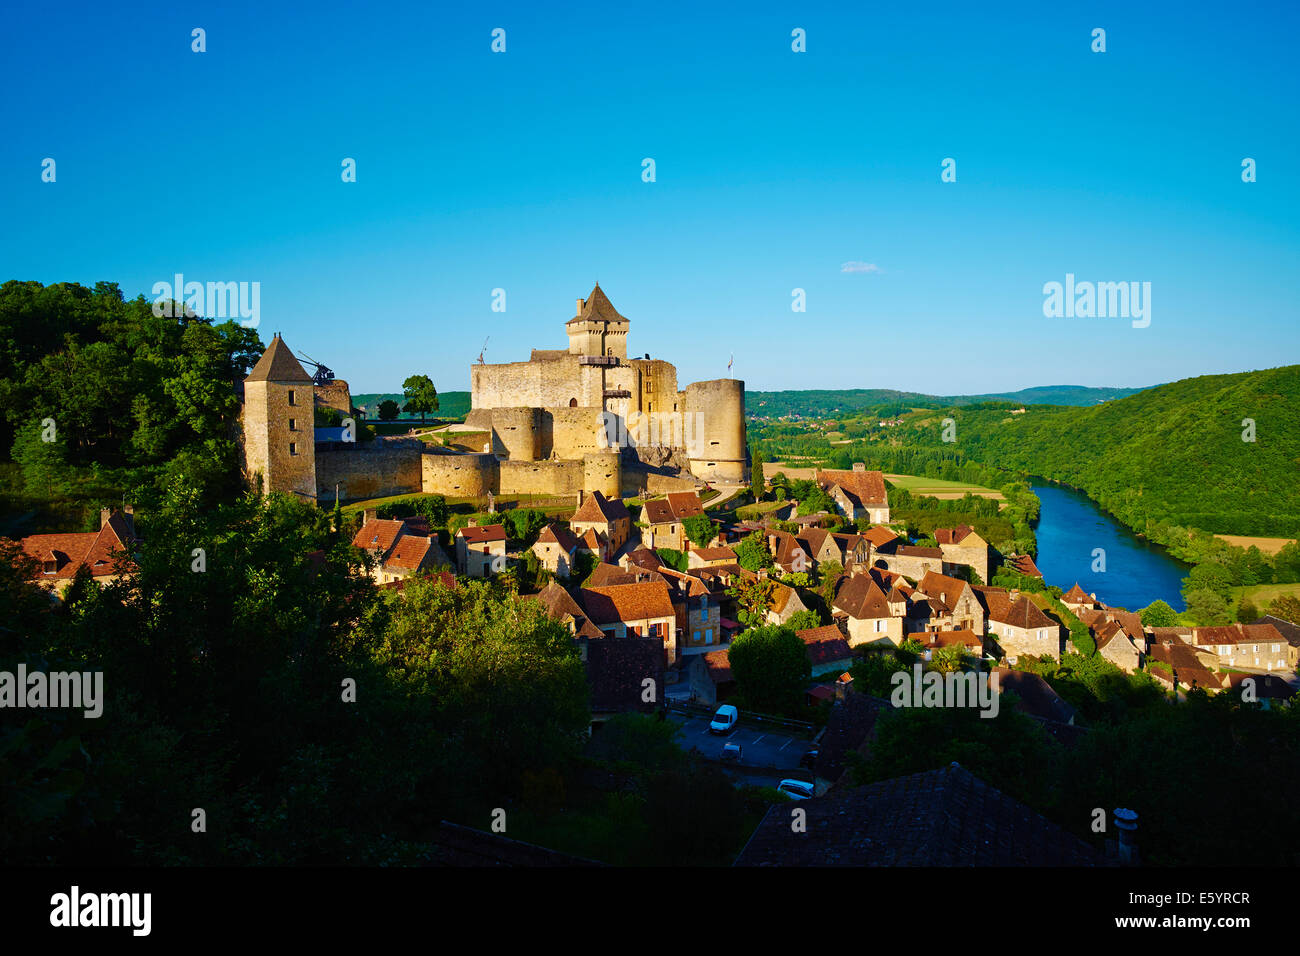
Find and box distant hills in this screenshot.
[352,391,471,421]
[946,366,1300,537]
[746,385,1147,418]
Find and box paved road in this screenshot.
[668,712,815,771]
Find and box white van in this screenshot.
[709,704,739,734]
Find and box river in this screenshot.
[1029,481,1190,612]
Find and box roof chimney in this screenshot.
[852,462,866,472]
[1113,808,1139,865]
[577,489,585,505]
[576,298,585,314]
[100,508,112,528]
[364,509,377,524]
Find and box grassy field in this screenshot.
[882,473,1004,499]
[1215,534,1296,555]
[1231,581,1300,614]
[342,491,578,516]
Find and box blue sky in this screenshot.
[2,0,1297,393]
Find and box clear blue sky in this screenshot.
[2,0,1297,393]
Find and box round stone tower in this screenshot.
[682,378,748,484]
[489,407,541,461]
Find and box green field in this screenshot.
[1231,581,1300,615]
[883,473,1004,499]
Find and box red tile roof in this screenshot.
[816,469,888,508]
[796,625,853,666]
[579,582,676,625]
[571,490,630,525]
[19,511,136,580]
[457,524,507,544]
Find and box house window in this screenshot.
[693,630,700,643]
[648,623,659,639]
[288,389,297,406]
[289,442,298,456]
[288,418,296,431]
[705,629,712,644]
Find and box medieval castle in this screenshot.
[239,285,748,503]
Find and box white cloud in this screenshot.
[840,261,882,274]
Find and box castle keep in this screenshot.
[240,286,748,502]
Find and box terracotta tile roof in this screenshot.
[833,574,894,620]
[536,523,580,553]
[578,527,605,551]
[585,635,667,713]
[796,625,853,667]
[1062,583,1093,604]
[386,535,436,571]
[895,544,943,559]
[816,468,888,508]
[769,581,802,614]
[1076,606,1108,631]
[981,591,1054,629]
[457,523,506,544]
[244,334,313,383]
[579,581,676,625]
[921,572,972,614]
[353,518,407,552]
[926,629,983,650]
[19,511,137,580]
[691,546,737,562]
[1251,616,1300,648]
[735,763,1099,866]
[586,562,640,587]
[570,490,630,525]
[666,491,705,518]
[859,525,898,549]
[534,581,604,639]
[934,525,977,545]
[622,547,665,570]
[703,649,732,683]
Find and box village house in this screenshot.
[569,490,632,558]
[688,648,734,708]
[922,629,985,662]
[1060,582,1098,615]
[686,545,738,569]
[795,527,847,567]
[918,571,986,635]
[641,491,707,551]
[1003,553,1043,579]
[766,578,810,626]
[578,581,679,663]
[1190,622,1298,673]
[534,580,604,640]
[532,523,581,578]
[992,668,1078,725]
[1146,640,1225,696]
[815,464,890,523]
[17,507,138,595]
[766,530,813,575]
[878,543,950,581]
[934,525,992,585]
[455,522,508,577]
[978,587,1062,664]
[833,572,906,648]
[1095,619,1143,673]
[658,567,725,656]
[579,635,668,725]
[352,512,450,585]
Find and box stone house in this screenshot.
[570,490,632,557]
[833,572,905,648]
[455,523,508,577]
[766,580,810,626]
[532,523,581,578]
[688,649,734,708]
[879,544,949,581]
[979,588,1062,664]
[578,581,679,664]
[1060,582,1098,615]
[352,513,450,585]
[641,491,706,551]
[934,525,991,585]
[815,464,890,523]
[659,567,725,656]
[920,572,987,635]
[687,546,738,569]
[18,508,138,595]
[797,624,855,678]
[1190,623,1298,673]
[1095,619,1143,673]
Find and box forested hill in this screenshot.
[747,384,1147,418]
[948,365,1300,537]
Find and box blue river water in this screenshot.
[1028,481,1190,612]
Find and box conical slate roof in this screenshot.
[245,334,313,383]
[568,283,627,326]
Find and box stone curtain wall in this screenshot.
[314,380,352,416]
[315,437,423,501]
[421,449,498,497]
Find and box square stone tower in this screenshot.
[241,334,317,502]
[566,283,628,359]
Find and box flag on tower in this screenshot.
[727,354,733,373]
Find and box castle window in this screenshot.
[289,442,298,456]
[288,418,296,431]
[569,397,577,407]
[288,389,297,406]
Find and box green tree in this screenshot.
[377,399,400,421]
[727,575,776,626]
[750,446,766,503]
[785,608,822,632]
[1140,599,1179,628]
[682,514,715,549]
[401,374,439,425]
[1184,588,1231,626]
[727,624,811,714]
[1267,594,1300,624]
[734,531,774,572]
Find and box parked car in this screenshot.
[799,747,819,771]
[721,742,742,762]
[777,779,814,800]
[709,704,739,734]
